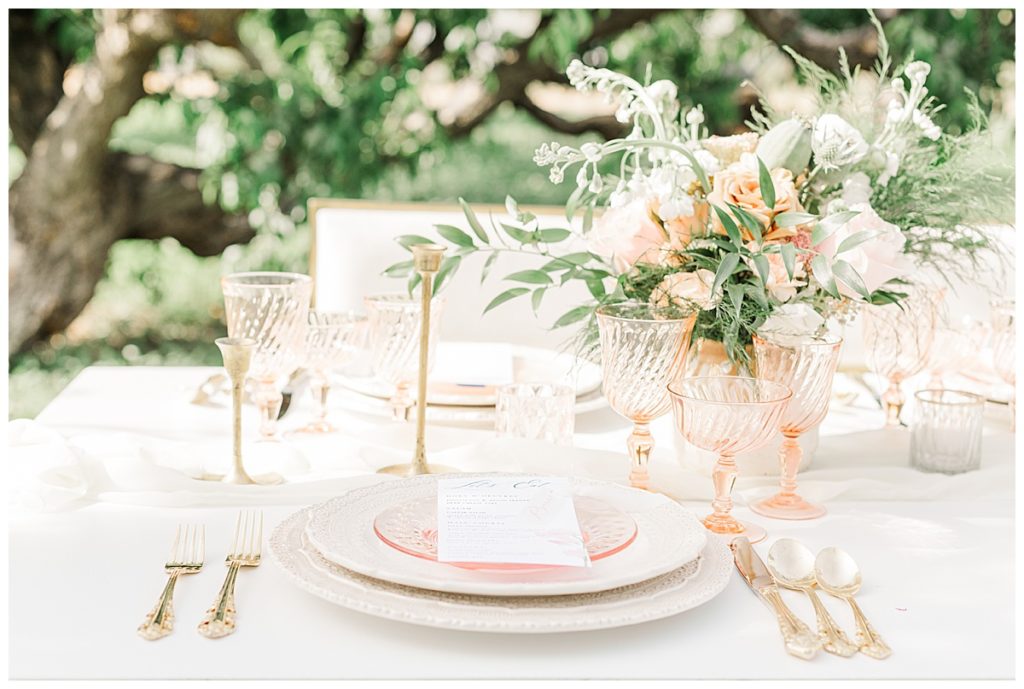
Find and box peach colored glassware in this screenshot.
[668,376,792,543]
[221,272,312,440]
[596,302,696,491]
[292,310,367,435]
[862,290,936,427]
[749,333,842,520]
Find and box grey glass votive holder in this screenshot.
[910,389,984,474]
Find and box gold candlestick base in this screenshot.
[377,463,459,477]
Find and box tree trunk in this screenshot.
[8,9,254,355]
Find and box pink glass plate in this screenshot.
[373,495,638,571]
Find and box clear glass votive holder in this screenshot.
[910,389,984,474]
[495,383,576,446]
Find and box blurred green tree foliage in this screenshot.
[8,8,1015,418]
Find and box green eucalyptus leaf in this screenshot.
[433,255,461,293]
[459,197,489,243]
[582,206,594,235]
[727,203,764,244]
[435,224,475,247]
[382,259,414,278]
[501,223,537,244]
[480,252,499,284]
[751,253,771,287]
[832,259,871,299]
[726,283,745,318]
[713,205,744,247]
[407,271,422,296]
[552,305,592,328]
[811,210,860,246]
[396,234,435,250]
[774,211,817,228]
[504,269,552,285]
[712,252,741,295]
[537,228,572,242]
[484,287,529,314]
[779,243,797,281]
[531,287,546,313]
[585,278,606,299]
[836,230,879,255]
[810,255,840,298]
[757,156,776,210]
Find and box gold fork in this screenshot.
[197,510,263,638]
[138,524,205,640]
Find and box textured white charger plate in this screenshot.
[269,507,732,633]
[304,473,708,597]
[338,342,603,407]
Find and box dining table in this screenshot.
[8,364,1015,681]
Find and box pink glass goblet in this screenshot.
[291,310,367,435]
[991,299,1015,431]
[221,272,312,440]
[668,376,792,543]
[750,333,842,520]
[596,302,696,491]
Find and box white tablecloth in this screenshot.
[8,365,1016,680]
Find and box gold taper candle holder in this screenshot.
[378,244,457,477]
[197,337,283,485]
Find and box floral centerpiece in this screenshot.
[386,12,1013,366]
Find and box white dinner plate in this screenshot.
[269,507,732,634]
[304,473,708,597]
[338,342,603,407]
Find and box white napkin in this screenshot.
[8,418,1013,512]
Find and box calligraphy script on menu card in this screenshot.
[436,476,590,567]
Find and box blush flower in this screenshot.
[707,154,802,241]
[587,199,668,274]
[650,269,720,311]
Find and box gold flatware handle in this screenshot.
[138,572,180,640]
[762,588,821,660]
[847,596,892,659]
[197,562,241,639]
[806,588,858,657]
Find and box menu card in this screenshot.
[436,476,590,567]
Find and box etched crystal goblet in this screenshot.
[364,292,444,421]
[668,376,792,543]
[862,289,936,427]
[221,272,312,440]
[596,302,696,491]
[750,333,842,520]
[292,310,367,435]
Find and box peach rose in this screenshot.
[661,201,710,250]
[650,269,720,311]
[707,153,802,242]
[587,199,668,274]
[701,133,759,166]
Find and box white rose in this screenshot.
[812,114,869,171]
[814,202,916,299]
[758,304,826,341]
[650,269,720,311]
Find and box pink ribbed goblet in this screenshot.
[862,289,937,426]
[222,272,312,440]
[596,302,696,491]
[668,376,792,543]
[750,333,842,520]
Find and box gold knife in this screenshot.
[731,537,821,660]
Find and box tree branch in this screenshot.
[443,9,670,140]
[743,8,900,72]
[372,9,417,66]
[514,93,626,139]
[8,10,72,152]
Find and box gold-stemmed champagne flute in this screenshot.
[221,272,312,440]
[750,332,842,520]
[595,302,696,491]
[668,376,792,543]
[290,310,367,435]
[862,288,936,427]
[364,293,444,422]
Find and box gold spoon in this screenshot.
[767,539,858,657]
[814,546,892,659]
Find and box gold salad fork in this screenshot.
[198,510,263,638]
[138,524,205,640]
